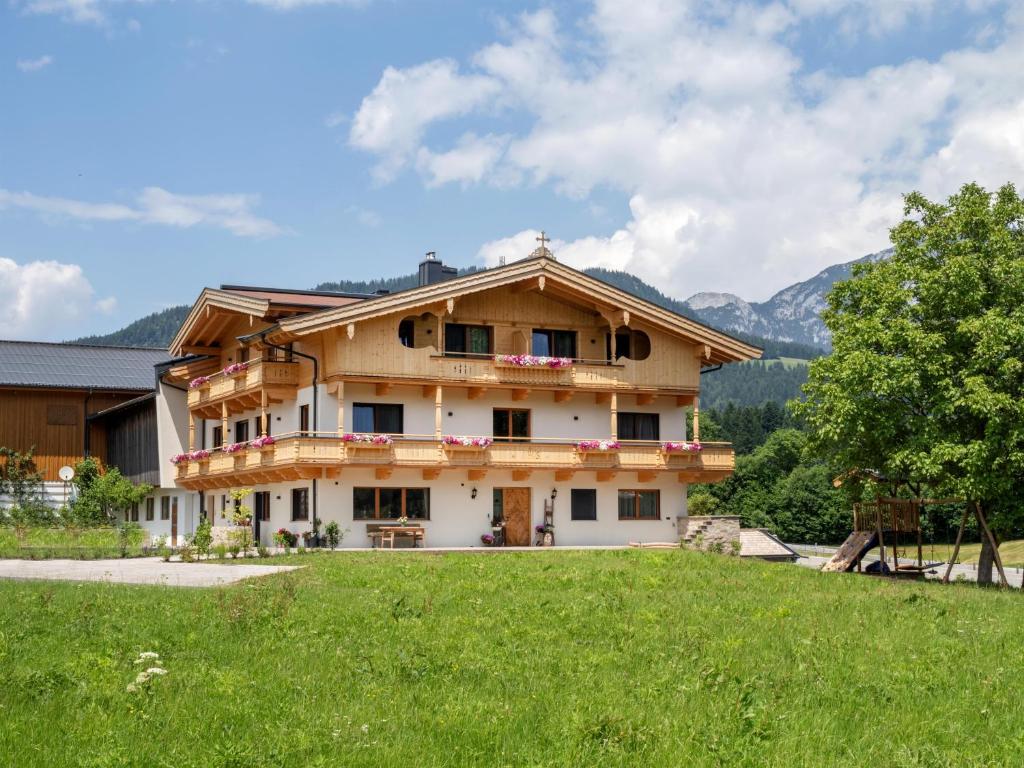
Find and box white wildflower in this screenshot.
[134,651,161,664]
[145,667,167,676]
[360,724,369,734]
[126,684,137,693]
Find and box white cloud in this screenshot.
[16,55,53,73]
[350,1,1024,300]
[416,133,510,188]
[13,0,368,25]
[0,186,282,238]
[0,258,112,340]
[349,59,503,182]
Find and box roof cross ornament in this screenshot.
[529,229,556,260]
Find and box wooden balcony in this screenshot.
[173,434,734,490]
[435,355,631,390]
[187,359,299,417]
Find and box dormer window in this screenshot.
[607,328,651,361]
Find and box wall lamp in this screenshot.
[471,487,478,499]
[550,488,558,501]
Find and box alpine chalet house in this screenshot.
[161,248,760,547]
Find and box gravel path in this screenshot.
[0,557,300,588]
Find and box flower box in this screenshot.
[441,435,492,450]
[574,439,620,453]
[188,375,211,390]
[494,354,573,369]
[661,441,702,454]
[222,362,249,377]
[169,449,211,465]
[250,435,276,450]
[341,433,393,446]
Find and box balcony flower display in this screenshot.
[188,375,211,389]
[661,441,703,453]
[494,354,573,369]
[442,435,493,448]
[341,433,394,445]
[250,435,276,450]
[480,533,495,546]
[575,439,620,452]
[169,449,211,465]
[222,362,249,376]
[222,442,247,454]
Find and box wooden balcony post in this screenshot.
[336,380,345,435]
[260,390,268,438]
[610,392,618,439]
[221,402,228,444]
[435,385,443,439]
[692,396,700,442]
[188,413,196,451]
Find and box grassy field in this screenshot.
[895,540,1024,568]
[0,526,146,559]
[773,356,811,368]
[1,550,1023,767]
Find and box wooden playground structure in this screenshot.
[824,495,1011,586]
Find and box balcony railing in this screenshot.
[173,433,734,487]
[186,358,299,412]
[433,352,627,389]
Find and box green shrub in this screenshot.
[324,521,342,549]
[257,545,270,558]
[228,545,241,559]
[213,544,227,560]
[193,518,213,556]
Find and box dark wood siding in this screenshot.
[100,399,160,486]
[0,387,142,481]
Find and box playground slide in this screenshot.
[821,531,878,572]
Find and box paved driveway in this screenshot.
[0,558,300,588]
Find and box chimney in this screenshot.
[418,251,458,287]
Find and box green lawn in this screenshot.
[773,356,811,368]
[895,540,1024,569]
[2,550,1023,767]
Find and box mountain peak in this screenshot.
[684,291,747,311]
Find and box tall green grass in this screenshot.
[1,550,1022,767]
[0,526,145,559]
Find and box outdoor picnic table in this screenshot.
[373,526,426,549]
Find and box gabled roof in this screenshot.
[271,256,761,364]
[169,285,371,356]
[0,340,168,391]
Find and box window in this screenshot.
[234,419,249,443]
[493,408,530,441]
[130,502,139,523]
[291,488,309,521]
[618,490,660,520]
[254,491,270,521]
[299,404,310,433]
[444,323,492,357]
[607,329,652,361]
[353,488,430,520]
[145,498,155,522]
[268,343,293,362]
[212,426,223,448]
[532,329,577,359]
[352,403,403,434]
[618,412,660,441]
[492,489,504,526]
[160,497,170,520]
[238,346,250,363]
[571,489,597,521]
[398,318,415,348]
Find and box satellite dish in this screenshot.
[58,466,75,482]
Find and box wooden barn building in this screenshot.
[0,341,170,484]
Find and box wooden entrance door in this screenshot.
[170,497,178,545]
[501,488,531,546]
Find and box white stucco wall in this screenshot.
[243,468,686,548]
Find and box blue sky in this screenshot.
[2,0,1022,341]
